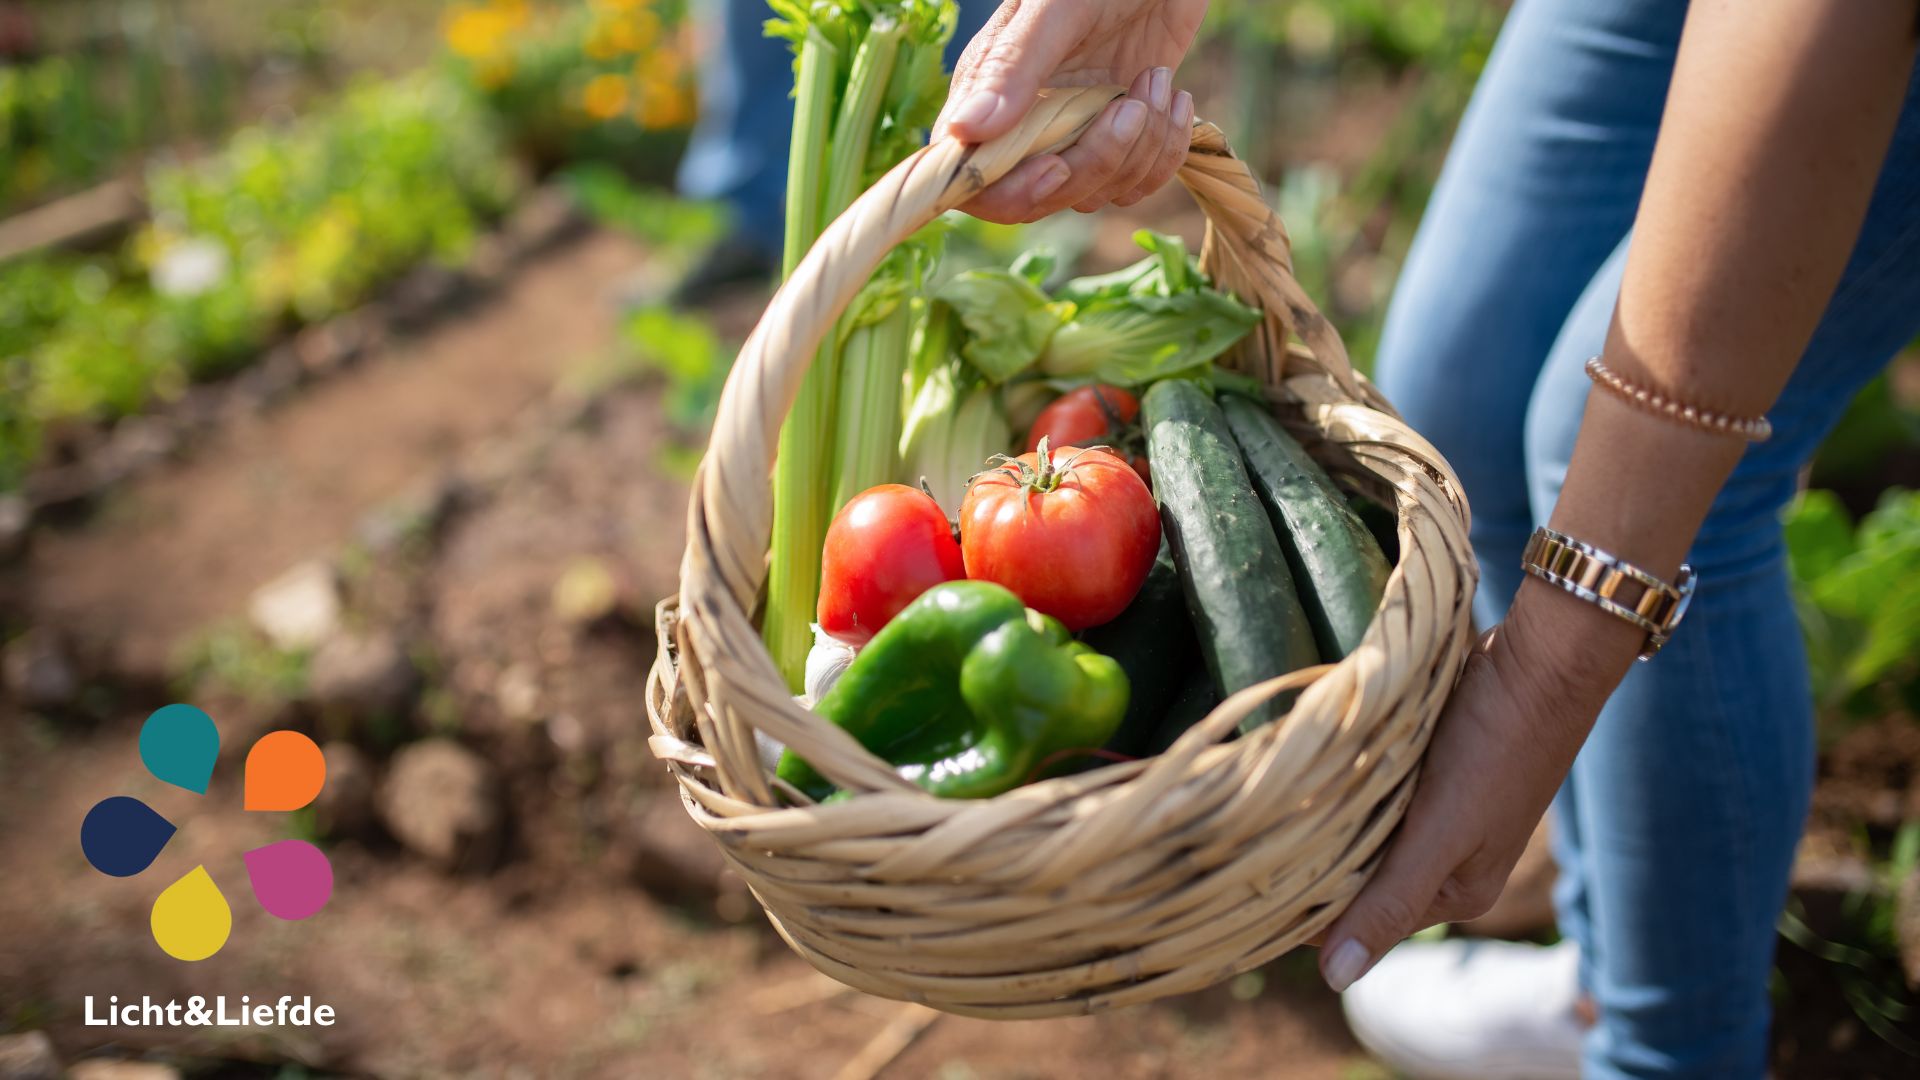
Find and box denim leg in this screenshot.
[1521,61,1920,1076]
[677,0,994,252]
[1370,0,1687,1002]
[1373,0,1688,631]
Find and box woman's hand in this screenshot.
[1318,581,1643,992]
[933,0,1209,222]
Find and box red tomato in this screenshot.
[1024,384,1151,485]
[818,484,966,644]
[959,440,1160,631]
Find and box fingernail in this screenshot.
[1323,938,1371,993]
[1032,161,1070,200]
[1174,90,1194,127]
[949,90,1001,132]
[1112,100,1147,142]
[1149,67,1172,111]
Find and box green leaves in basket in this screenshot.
[925,229,1263,392]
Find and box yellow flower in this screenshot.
[580,74,630,121]
[607,10,659,53]
[593,0,647,12]
[583,23,620,61]
[444,6,512,60]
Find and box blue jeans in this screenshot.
[677,0,993,253]
[1375,1,1920,1076]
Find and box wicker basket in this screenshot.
[646,87,1477,1019]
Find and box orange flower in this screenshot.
[581,74,631,121]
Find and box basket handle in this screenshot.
[685,86,1367,625]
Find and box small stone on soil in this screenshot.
[309,630,418,717]
[0,1031,58,1080]
[379,739,504,870]
[316,740,377,838]
[67,1063,180,1080]
[248,560,343,651]
[2,628,79,710]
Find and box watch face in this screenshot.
[1664,564,1697,633]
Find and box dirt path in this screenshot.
[16,230,644,676]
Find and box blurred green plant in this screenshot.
[621,305,729,432]
[441,0,696,174]
[0,72,519,492]
[143,72,520,325]
[172,620,311,706]
[559,161,725,252]
[1784,487,1920,721]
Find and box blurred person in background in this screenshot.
[669,0,990,305]
[935,0,1920,1077]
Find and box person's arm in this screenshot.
[1319,0,1920,992]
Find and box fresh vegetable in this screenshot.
[778,581,1129,800]
[817,483,965,645]
[1349,491,1402,567]
[1145,668,1223,756]
[934,268,1072,382]
[1082,541,1200,758]
[1025,384,1149,484]
[960,439,1161,631]
[1142,379,1318,734]
[909,230,1261,396]
[898,363,1013,512]
[1220,394,1392,660]
[804,626,859,705]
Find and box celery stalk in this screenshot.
[763,26,842,689]
[763,1,956,691]
[829,302,913,510]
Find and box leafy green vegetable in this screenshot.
[1040,289,1261,385]
[934,269,1072,384]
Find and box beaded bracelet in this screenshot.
[1585,356,1773,442]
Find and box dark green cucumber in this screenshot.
[1219,394,1393,660]
[1141,379,1318,734]
[1348,491,1401,568]
[1144,668,1221,756]
[1082,540,1198,758]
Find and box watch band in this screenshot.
[1521,527,1695,661]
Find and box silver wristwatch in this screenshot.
[1521,527,1695,661]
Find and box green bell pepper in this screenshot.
[776,580,1130,801]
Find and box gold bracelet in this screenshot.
[1521,527,1695,661]
[1585,356,1773,442]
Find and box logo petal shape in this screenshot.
[139,704,220,794]
[244,839,334,920]
[151,865,232,961]
[80,796,176,877]
[243,730,326,812]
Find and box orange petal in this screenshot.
[243,730,326,812]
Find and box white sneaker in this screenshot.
[1341,938,1586,1080]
